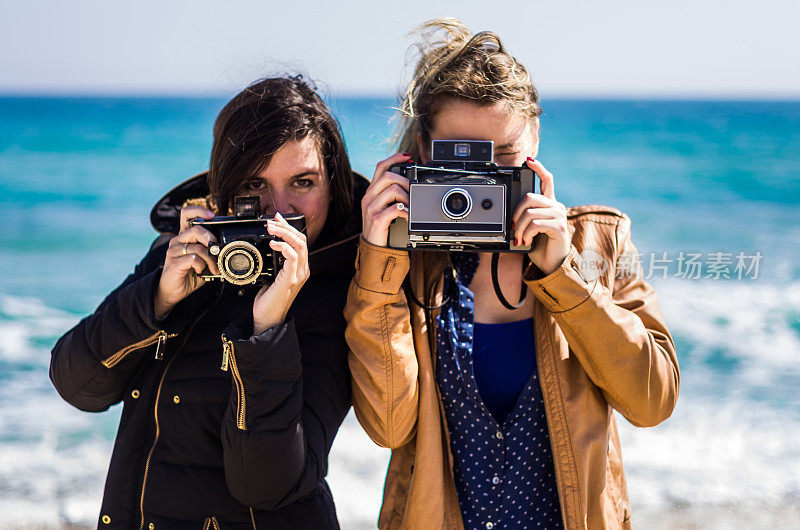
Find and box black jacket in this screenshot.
[50,171,368,529]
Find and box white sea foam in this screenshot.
[654,279,800,369]
[0,281,798,527]
[0,295,78,364]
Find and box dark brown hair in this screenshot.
[208,76,353,226]
[396,18,542,157]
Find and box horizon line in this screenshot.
[1,90,799,103]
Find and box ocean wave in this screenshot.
[0,295,78,365]
[655,279,800,369]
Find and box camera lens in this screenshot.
[218,241,263,285]
[442,188,473,220]
[228,252,253,275]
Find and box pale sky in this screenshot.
[2,0,799,98]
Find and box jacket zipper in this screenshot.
[202,518,211,530]
[138,351,178,529]
[534,300,572,530]
[211,516,220,530]
[135,286,222,530]
[101,330,176,368]
[221,334,246,430]
[221,334,231,371]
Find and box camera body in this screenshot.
[388,140,535,252]
[189,196,306,286]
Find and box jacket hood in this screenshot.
[150,170,369,277]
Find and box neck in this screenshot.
[468,252,534,324]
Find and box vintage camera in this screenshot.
[189,196,306,286]
[387,140,535,252]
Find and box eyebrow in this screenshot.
[494,142,520,151]
[251,170,321,182]
[289,171,322,179]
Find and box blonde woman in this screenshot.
[345,19,679,530]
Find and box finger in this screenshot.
[371,202,409,233]
[269,213,307,249]
[179,205,215,233]
[371,153,413,185]
[366,183,410,217]
[362,171,410,209]
[168,242,219,275]
[268,219,308,258]
[171,253,209,278]
[172,225,217,247]
[511,193,564,225]
[272,211,307,238]
[526,158,556,201]
[513,208,562,241]
[269,240,300,279]
[519,219,562,246]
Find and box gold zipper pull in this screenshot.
[154,331,167,360]
[221,334,231,371]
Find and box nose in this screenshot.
[260,189,297,217]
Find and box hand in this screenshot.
[361,153,412,246]
[155,206,219,319]
[252,213,310,334]
[512,158,571,276]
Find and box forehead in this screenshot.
[257,136,324,181]
[429,99,535,149]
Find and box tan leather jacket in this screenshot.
[344,205,680,529]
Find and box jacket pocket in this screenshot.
[101,330,177,368]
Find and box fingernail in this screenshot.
[511,221,516,229]
[401,152,412,156]
[514,237,519,246]
[527,157,535,162]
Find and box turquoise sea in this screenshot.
[1,96,799,527]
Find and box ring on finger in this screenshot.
[182,243,188,256]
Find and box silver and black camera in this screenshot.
[387,140,535,252]
[189,196,306,286]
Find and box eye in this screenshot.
[495,152,519,164]
[292,178,314,189]
[245,180,266,191]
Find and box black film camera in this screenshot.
[388,140,534,252]
[189,196,306,286]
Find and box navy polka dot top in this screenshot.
[435,254,563,530]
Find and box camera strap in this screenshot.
[491,253,529,310]
[402,267,454,311]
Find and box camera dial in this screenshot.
[442,188,473,220]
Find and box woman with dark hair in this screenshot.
[50,76,367,529]
[345,19,680,529]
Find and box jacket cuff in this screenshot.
[123,268,178,335]
[524,245,596,313]
[223,319,302,382]
[147,267,198,335]
[353,237,410,295]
